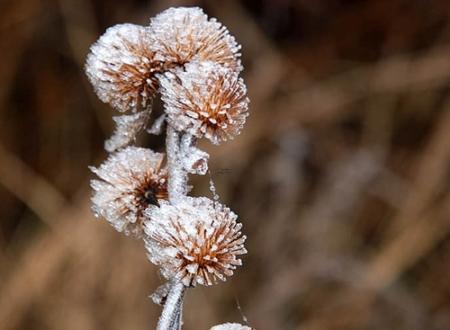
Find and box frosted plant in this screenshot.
[210,323,252,330]
[86,6,249,330]
[90,146,168,237]
[144,197,247,286]
[159,61,249,144]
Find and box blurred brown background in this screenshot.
[2,0,450,329]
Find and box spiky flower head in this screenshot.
[210,323,252,330]
[159,61,249,144]
[90,146,168,237]
[144,197,247,286]
[149,7,242,71]
[85,24,163,112]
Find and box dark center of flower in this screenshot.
[144,189,159,206]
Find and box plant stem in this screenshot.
[157,124,188,330]
[166,125,187,202]
[156,281,185,330]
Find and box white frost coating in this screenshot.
[166,126,188,202]
[182,146,209,175]
[156,281,185,330]
[180,134,209,175]
[210,323,252,330]
[147,114,167,135]
[149,7,242,71]
[105,111,150,152]
[144,197,247,286]
[150,282,171,305]
[90,146,168,237]
[85,24,161,112]
[159,61,249,144]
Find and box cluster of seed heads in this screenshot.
[86,8,250,324]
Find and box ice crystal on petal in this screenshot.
[144,197,247,286]
[105,111,150,152]
[90,146,168,237]
[85,24,163,112]
[149,7,242,71]
[159,61,249,144]
[210,323,252,330]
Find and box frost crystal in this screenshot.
[149,7,242,71]
[105,111,150,152]
[159,61,249,144]
[90,146,168,237]
[85,24,163,112]
[210,323,252,330]
[144,197,247,286]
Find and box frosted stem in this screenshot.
[166,125,188,202]
[158,125,189,329]
[156,281,185,330]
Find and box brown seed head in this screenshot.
[144,197,247,286]
[159,61,249,144]
[85,24,165,112]
[149,7,242,72]
[90,146,168,237]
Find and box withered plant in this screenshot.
[86,7,250,330]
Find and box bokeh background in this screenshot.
[2,0,450,329]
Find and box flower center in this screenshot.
[144,189,159,206]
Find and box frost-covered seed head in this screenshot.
[159,61,249,144]
[210,323,252,330]
[90,146,168,237]
[149,7,242,72]
[144,197,247,286]
[85,24,164,112]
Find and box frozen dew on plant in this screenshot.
[85,6,250,328]
[180,134,209,175]
[149,7,242,72]
[144,197,247,286]
[85,24,163,113]
[105,111,150,152]
[90,146,168,237]
[159,61,249,144]
[210,323,252,330]
[181,145,209,175]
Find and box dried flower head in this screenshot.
[144,197,247,286]
[210,323,252,330]
[149,7,242,71]
[85,24,163,112]
[90,146,168,237]
[159,61,249,144]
